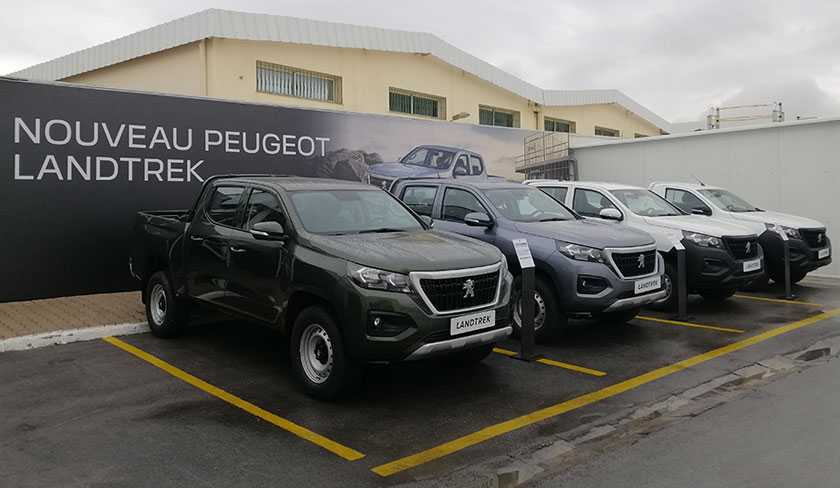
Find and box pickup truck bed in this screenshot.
[130,210,189,296]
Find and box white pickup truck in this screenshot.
[649,182,832,284]
[525,180,766,308]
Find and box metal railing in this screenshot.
[514,131,571,171]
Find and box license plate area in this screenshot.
[634,275,661,295]
[743,258,762,273]
[450,310,495,336]
[818,248,830,260]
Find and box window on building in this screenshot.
[256,61,341,103]
[479,106,520,128]
[594,126,620,137]
[544,117,576,133]
[634,133,649,138]
[389,88,445,119]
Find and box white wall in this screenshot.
[572,119,840,277]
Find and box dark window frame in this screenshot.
[441,186,490,223]
[205,185,249,229]
[572,187,622,219]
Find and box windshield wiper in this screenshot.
[538,217,568,222]
[357,227,407,234]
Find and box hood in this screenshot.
[728,210,825,230]
[308,229,501,274]
[514,218,654,249]
[368,162,441,179]
[643,215,757,237]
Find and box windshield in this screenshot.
[611,189,683,217]
[400,147,456,170]
[484,187,577,223]
[699,189,760,212]
[290,190,423,235]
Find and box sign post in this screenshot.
[512,239,536,361]
[779,232,796,300]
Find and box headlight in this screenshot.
[556,241,606,263]
[682,231,723,248]
[347,263,412,293]
[499,256,512,280]
[765,223,801,240]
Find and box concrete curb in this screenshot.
[0,322,149,353]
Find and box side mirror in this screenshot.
[599,208,623,221]
[250,221,287,241]
[464,212,493,227]
[453,166,468,177]
[691,207,712,216]
[419,215,435,229]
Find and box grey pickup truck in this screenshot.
[391,179,666,339]
[131,175,512,399]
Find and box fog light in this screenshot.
[577,275,609,295]
[373,317,382,328]
[367,312,415,337]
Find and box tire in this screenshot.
[600,307,641,324]
[512,275,564,341]
[445,344,494,365]
[145,271,188,338]
[700,288,737,302]
[769,268,807,285]
[290,306,361,400]
[650,259,676,312]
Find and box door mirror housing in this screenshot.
[464,212,493,227]
[599,208,623,221]
[250,221,287,241]
[419,215,434,229]
[691,207,712,216]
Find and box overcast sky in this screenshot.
[3,0,840,123]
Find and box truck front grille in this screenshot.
[800,228,827,249]
[611,250,656,278]
[419,271,499,313]
[724,236,759,259]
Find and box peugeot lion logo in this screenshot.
[462,279,475,299]
[637,254,646,269]
[818,234,823,244]
[745,242,752,254]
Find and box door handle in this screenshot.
[229,246,247,253]
[190,235,204,242]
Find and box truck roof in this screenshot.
[417,144,481,156]
[394,178,526,191]
[530,180,645,191]
[650,181,722,190]
[218,175,375,191]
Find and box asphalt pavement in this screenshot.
[531,355,840,488]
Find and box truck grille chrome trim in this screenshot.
[409,262,503,316]
[603,244,659,280]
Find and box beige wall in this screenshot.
[65,41,205,97]
[62,37,662,137]
[540,103,661,138]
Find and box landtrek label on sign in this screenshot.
[11,116,331,182]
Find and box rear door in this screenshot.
[227,186,292,323]
[185,184,248,309]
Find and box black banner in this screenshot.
[0,78,535,302]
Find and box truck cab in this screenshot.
[391,178,667,338]
[368,145,486,190]
[649,182,832,284]
[526,180,766,307]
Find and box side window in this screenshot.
[665,188,709,214]
[541,186,568,203]
[402,186,437,217]
[468,155,484,176]
[245,188,284,229]
[453,155,469,175]
[573,188,617,218]
[442,188,485,222]
[207,186,246,227]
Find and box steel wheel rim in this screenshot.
[657,272,673,304]
[299,323,334,384]
[513,290,547,331]
[150,284,167,326]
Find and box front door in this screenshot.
[434,186,495,244]
[227,187,292,323]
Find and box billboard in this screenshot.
[0,78,538,302]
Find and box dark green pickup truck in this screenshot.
[131,175,512,399]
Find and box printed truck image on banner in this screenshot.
[0,78,539,302]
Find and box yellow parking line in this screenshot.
[733,294,823,307]
[492,347,606,377]
[636,315,744,334]
[371,308,840,477]
[102,336,365,462]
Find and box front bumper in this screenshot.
[683,239,766,291]
[547,250,666,314]
[759,231,832,277]
[342,269,513,363]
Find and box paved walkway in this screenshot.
[0,292,144,339]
